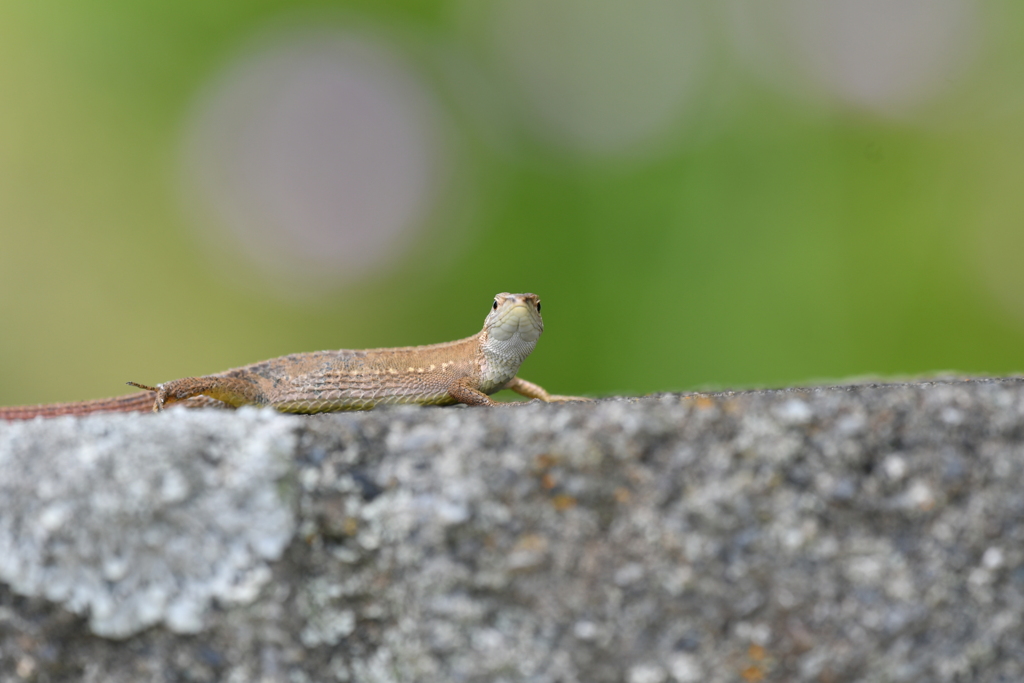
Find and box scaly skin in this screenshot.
[0,293,588,420]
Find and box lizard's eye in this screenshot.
[536,302,541,312]
[492,300,499,310]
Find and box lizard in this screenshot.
[0,292,589,420]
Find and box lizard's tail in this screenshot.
[0,391,157,420]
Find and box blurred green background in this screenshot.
[3,0,1024,405]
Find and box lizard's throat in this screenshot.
[482,335,537,366]
[480,334,537,388]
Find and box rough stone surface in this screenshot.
[0,409,296,638]
[2,378,1024,681]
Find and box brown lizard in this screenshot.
[0,293,588,420]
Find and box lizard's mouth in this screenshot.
[489,302,543,344]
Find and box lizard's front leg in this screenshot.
[448,378,497,406]
[504,377,591,403]
[131,375,268,412]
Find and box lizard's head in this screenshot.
[482,292,544,362]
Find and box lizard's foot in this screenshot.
[448,379,498,407]
[128,380,242,412]
[126,381,164,412]
[504,377,591,403]
[151,376,267,411]
[130,381,196,412]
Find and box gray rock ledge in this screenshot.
[2,378,1024,682]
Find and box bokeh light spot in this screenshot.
[180,26,448,293]
[480,0,708,157]
[730,0,979,116]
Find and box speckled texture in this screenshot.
[3,378,1024,682]
[0,408,296,638]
